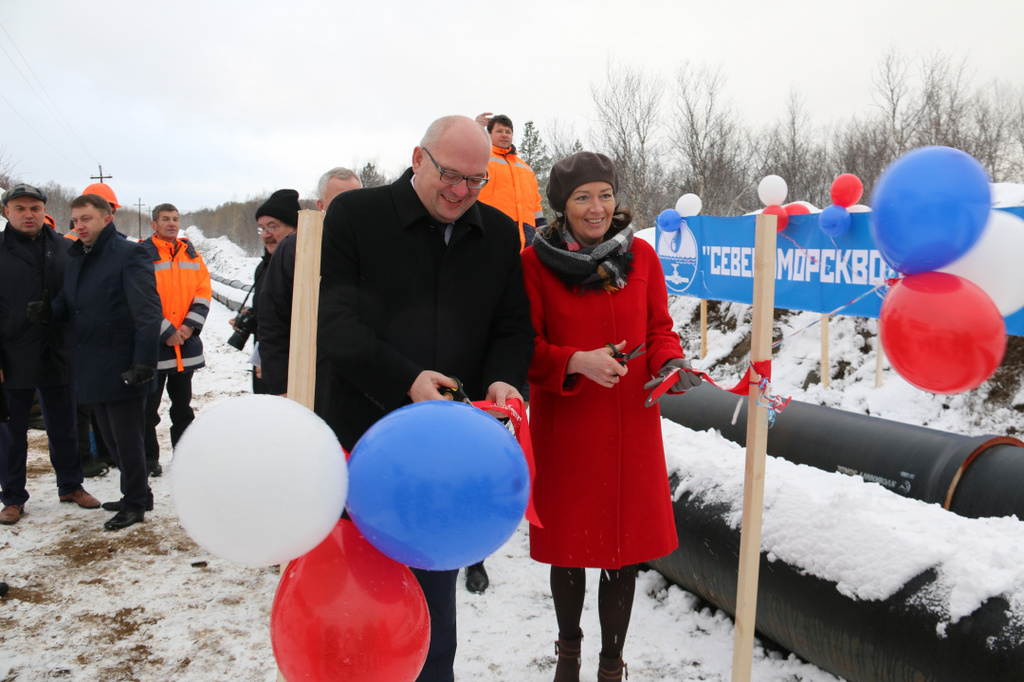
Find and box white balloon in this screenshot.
[758,175,788,206]
[848,204,872,213]
[675,193,702,217]
[938,210,1024,316]
[172,395,348,566]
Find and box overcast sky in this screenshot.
[2,0,1022,214]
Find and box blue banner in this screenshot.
[657,207,1024,336]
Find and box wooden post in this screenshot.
[700,299,708,359]
[276,209,325,681]
[820,313,830,388]
[285,209,324,407]
[731,214,777,682]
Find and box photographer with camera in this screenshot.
[229,189,299,394]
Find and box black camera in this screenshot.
[227,309,257,351]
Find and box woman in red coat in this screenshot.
[522,152,701,682]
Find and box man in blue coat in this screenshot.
[0,184,101,525]
[40,193,163,531]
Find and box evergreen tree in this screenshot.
[359,162,389,188]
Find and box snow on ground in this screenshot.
[4,226,1024,681]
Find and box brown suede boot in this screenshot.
[553,629,582,682]
[598,653,628,681]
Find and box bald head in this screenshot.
[411,116,491,224]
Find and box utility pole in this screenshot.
[135,198,146,239]
[90,164,112,183]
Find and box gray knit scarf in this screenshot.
[532,220,635,293]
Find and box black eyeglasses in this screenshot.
[422,148,489,190]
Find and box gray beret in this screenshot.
[546,152,618,213]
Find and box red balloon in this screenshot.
[272,519,430,682]
[762,204,789,232]
[784,203,810,216]
[830,173,863,208]
[880,272,1005,394]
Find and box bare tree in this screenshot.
[591,64,667,227]
[358,162,390,188]
[752,92,832,206]
[913,51,973,151]
[871,48,923,159]
[546,117,585,165]
[669,63,751,215]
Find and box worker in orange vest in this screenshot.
[138,203,212,477]
[475,113,547,251]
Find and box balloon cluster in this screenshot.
[819,174,863,237]
[173,395,531,680]
[870,146,1016,394]
[758,175,790,232]
[657,194,702,251]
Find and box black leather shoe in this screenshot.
[82,459,109,478]
[104,509,144,531]
[102,499,153,512]
[466,562,489,594]
[147,460,162,477]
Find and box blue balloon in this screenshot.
[870,146,991,274]
[657,208,683,233]
[346,401,529,570]
[819,205,851,237]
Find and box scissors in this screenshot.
[439,376,471,403]
[606,342,646,366]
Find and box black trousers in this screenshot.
[144,371,195,463]
[93,397,152,512]
[410,567,458,682]
[0,383,80,506]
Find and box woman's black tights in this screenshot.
[550,564,639,659]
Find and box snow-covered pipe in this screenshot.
[658,384,1024,519]
[646,488,1024,682]
[651,384,1024,680]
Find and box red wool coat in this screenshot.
[523,239,681,569]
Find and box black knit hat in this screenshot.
[546,152,618,213]
[255,189,300,227]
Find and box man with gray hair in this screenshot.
[317,116,534,681]
[316,166,361,211]
[258,168,360,403]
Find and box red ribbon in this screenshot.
[686,359,773,397]
[471,398,542,528]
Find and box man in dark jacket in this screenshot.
[229,189,299,394]
[0,184,101,525]
[318,115,534,682]
[44,194,163,531]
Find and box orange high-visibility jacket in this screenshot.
[139,236,212,373]
[478,144,542,250]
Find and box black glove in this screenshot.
[121,363,155,387]
[27,298,52,324]
[643,357,702,394]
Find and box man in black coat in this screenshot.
[0,184,101,525]
[45,194,162,531]
[318,115,534,682]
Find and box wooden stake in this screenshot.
[731,214,777,682]
[700,299,708,359]
[285,209,324,407]
[820,313,830,388]
[276,209,324,681]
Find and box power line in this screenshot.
[0,90,91,174]
[0,20,98,165]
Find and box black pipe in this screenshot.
[647,486,1024,682]
[658,383,1024,519]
